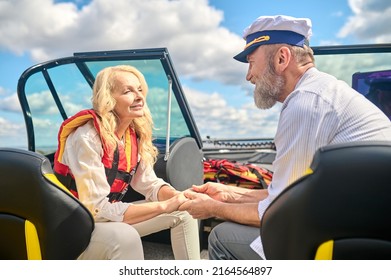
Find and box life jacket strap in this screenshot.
[105,144,119,187]
[106,163,139,202]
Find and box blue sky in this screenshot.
[1,0,391,148]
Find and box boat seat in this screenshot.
[154,136,204,191]
[0,148,94,260]
[261,141,391,259]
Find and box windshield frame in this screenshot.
[17,48,202,154]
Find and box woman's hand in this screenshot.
[123,192,188,224]
[161,191,188,213]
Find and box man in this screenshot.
[179,15,391,260]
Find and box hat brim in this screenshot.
[233,44,261,63]
[234,30,308,63]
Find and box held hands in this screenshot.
[177,182,228,219]
[178,190,216,219]
[162,191,189,213]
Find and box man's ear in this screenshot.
[274,46,291,73]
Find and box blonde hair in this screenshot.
[92,65,158,166]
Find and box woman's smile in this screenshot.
[129,103,143,111]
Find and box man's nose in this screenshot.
[246,69,253,83]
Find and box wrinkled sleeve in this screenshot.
[130,160,171,202]
[62,122,129,222]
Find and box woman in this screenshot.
[54,65,200,260]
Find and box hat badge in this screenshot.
[244,35,270,50]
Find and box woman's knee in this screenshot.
[90,222,144,260]
[110,223,142,248]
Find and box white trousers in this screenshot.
[78,210,200,260]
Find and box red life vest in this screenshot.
[53,109,138,202]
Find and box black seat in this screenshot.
[261,141,391,260]
[154,136,204,190]
[0,148,94,260]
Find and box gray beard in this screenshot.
[253,68,285,110]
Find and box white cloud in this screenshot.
[183,85,279,139]
[0,117,27,147]
[26,91,60,115]
[0,92,22,112]
[338,0,391,43]
[0,117,23,136]
[4,0,388,146]
[0,0,253,143]
[0,0,247,87]
[0,0,78,55]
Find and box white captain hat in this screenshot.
[234,15,312,63]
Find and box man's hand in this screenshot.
[190,182,233,202]
[179,191,218,219]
